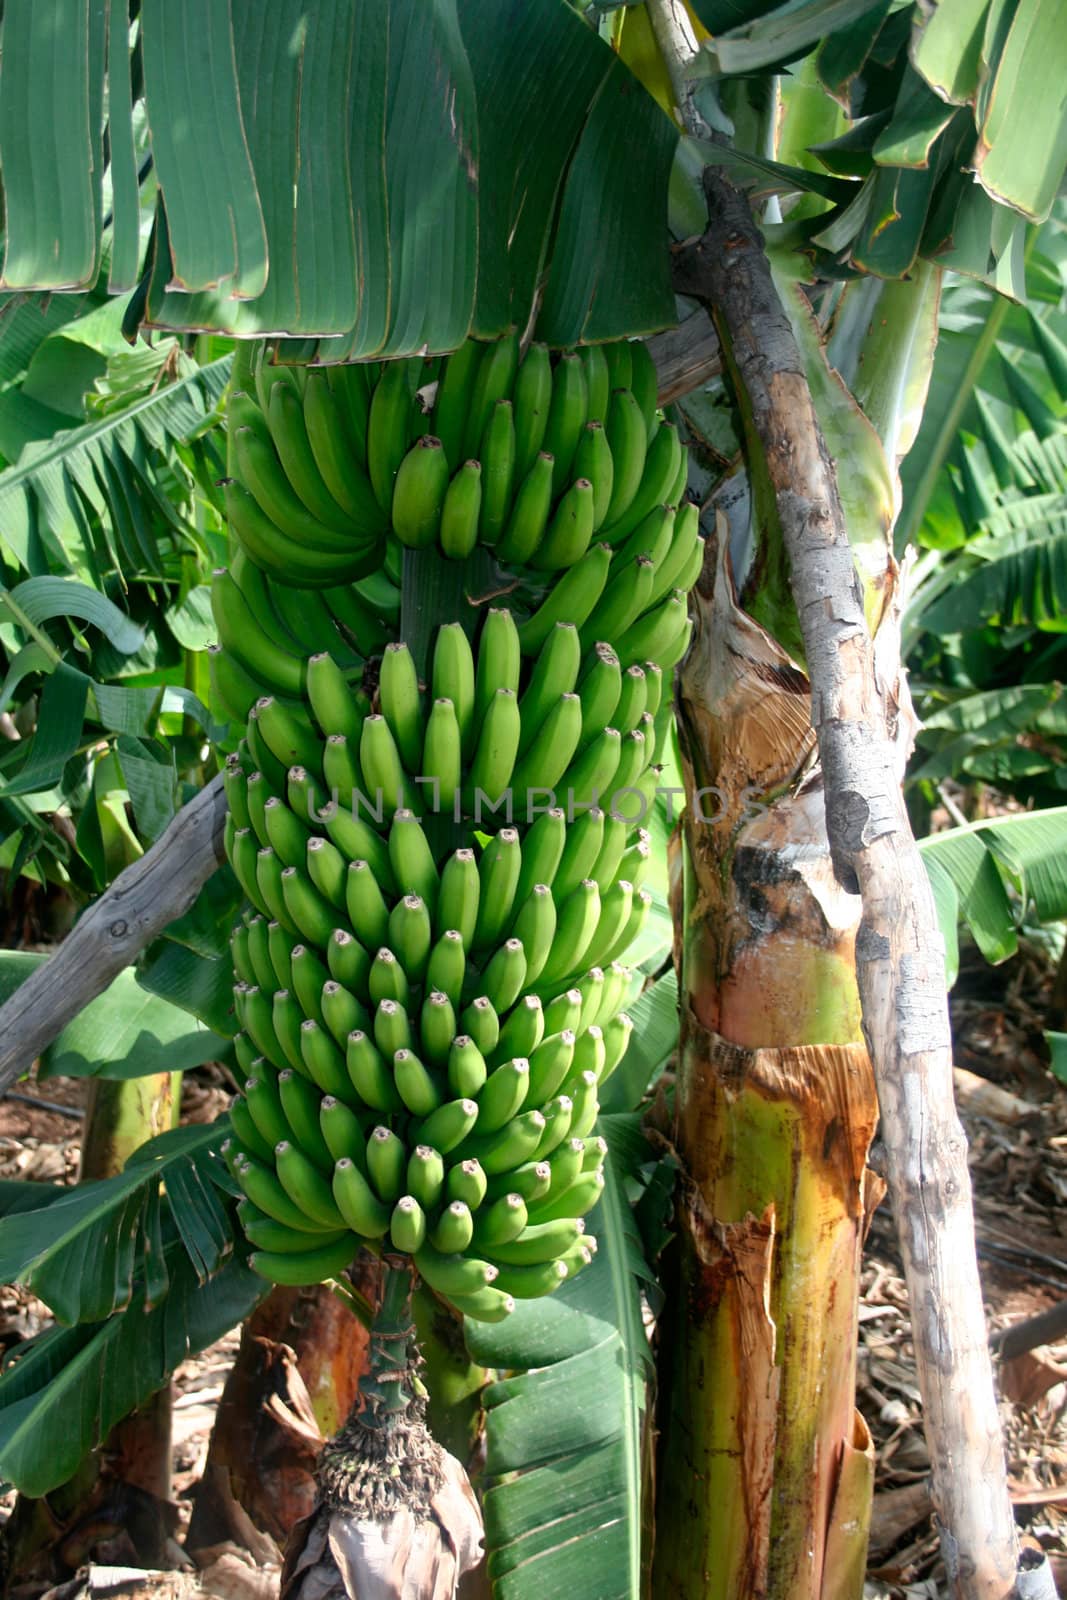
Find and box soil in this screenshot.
[0,943,1064,1599]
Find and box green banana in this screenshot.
[321,979,368,1046]
[560,727,621,815]
[603,341,632,395]
[420,989,457,1068]
[479,398,516,544]
[406,1145,446,1212]
[616,588,689,671]
[443,1285,515,1321]
[474,608,521,726]
[577,969,605,1033]
[488,1257,569,1300]
[290,943,330,1025]
[422,697,462,813]
[366,1125,408,1204]
[471,1191,529,1249]
[390,1195,427,1254]
[597,962,633,1025]
[429,1200,475,1255]
[513,806,567,906]
[618,835,652,891]
[646,499,701,607]
[300,1019,352,1097]
[231,923,256,988]
[411,1096,479,1156]
[473,829,521,951]
[235,1154,325,1233]
[613,666,649,734]
[241,992,286,1069]
[391,435,451,548]
[267,380,356,533]
[209,644,272,726]
[516,622,581,756]
[278,1069,333,1171]
[224,483,366,588]
[211,568,305,698]
[468,688,520,815]
[536,879,601,990]
[483,1159,551,1205]
[413,1247,499,1300]
[343,863,388,955]
[542,352,588,496]
[368,947,410,1009]
[287,766,328,828]
[572,420,615,529]
[307,653,365,743]
[250,1232,359,1286]
[368,357,419,511]
[602,886,652,968]
[426,928,466,1009]
[460,330,519,461]
[542,987,583,1037]
[302,369,387,530]
[600,1012,634,1082]
[333,1156,391,1237]
[378,641,424,773]
[431,624,476,758]
[602,389,647,528]
[320,1095,368,1168]
[254,845,293,929]
[585,880,635,976]
[578,345,610,425]
[360,714,411,816]
[628,339,660,442]
[445,1157,488,1211]
[486,1216,584,1266]
[614,502,675,576]
[509,883,556,986]
[229,546,310,658]
[389,811,439,911]
[516,541,612,656]
[325,362,371,461]
[581,555,655,652]
[256,696,323,776]
[494,452,554,566]
[475,1057,530,1135]
[272,989,309,1072]
[251,348,304,414]
[544,1137,586,1201]
[438,459,483,559]
[447,1035,488,1099]
[553,808,606,904]
[432,338,482,469]
[327,928,369,998]
[482,938,527,1014]
[223,757,253,831]
[347,1029,402,1113]
[466,1108,547,1176]
[610,729,649,801]
[242,1208,349,1255]
[512,342,553,482]
[230,1096,275,1164]
[436,847,479,947]
[275,1139,347,1229]
[529,477,594,571]
[572,1027,607,1082]
[509,694,583,809]
[591,813,628,893]
[374,997,412,1059]
[493,993,544,1064]
[306,835,347,909]
[324,580,394,655]
[528,1168,605,1223]
[281,866,336,948]
[232,423,353,550]
[460,995,500,1057]
[387,893,432,983]
[526,1028,577,1104]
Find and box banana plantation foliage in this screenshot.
[0,3,1064,1600]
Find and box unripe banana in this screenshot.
[483,1159,552,1205]
[209,644,270,727]
[577,968,606,1033]
[224,758,253,831]
[267,380,357,534]
[241,991,286,1070]
[236,1153,326,1233]
[479,398,516,544]
[360,714,412,816]
[389,810,439,912]
[437,847,479,947]
[460,330,519,461]
[250,1232,358,1286]
[326,362,372,459]
[513,807,566,906]
[232,922,256,989]
[601,885,652,968]
[246,706,290,792]
[426,928,466,1009]
[591,812,629,893]
[528,1167,605,1223]
[333,1156,391,1237]
[429,1200,475,1255]
[615,589,689,671]
[272,990,309,1072]
[607,346,636,397]
[599,1012,634,1083]
[438,459,483,559]
[485,1215,584,1266]
[422,697,462,812]
[366,1124,408,1203]
[275,1139,347,1228]
[509,883,556,986]
[287,765,328,829]
[411,1095,480,1155]
[544,1137,586,1201]
[231,425,353,552]
[392,435,450,548]
[542,352,588,496]
[320,1095,369,1168]
[253,846,293,929]
[512,341,553,481]
[394,1047,443,1116]
[347,1029,402,1112]
[368,358,419,511]
[516,541,611,656]
[327,929,370,999]
[447,1035,488,1099]
[322,734,364,809]
[290,943,330,1025]
[468,688,521,815]
[414,1247,499,1299]
[509,694,583,810]
[224,483,367,589]
[610,730,649,803]
[579,345,611,423]
[490,1256,569,1300]
[368,947,410,1009]
[445,1156,488,1211]
[301,1019,353,1097]
[628,339,660,442]
[243,773,271,850]
[388,893,432,983]
[263,796,312,870]
[467,1108,547,1176]
[583,878,634,972]
[618,836,652,891]
[494,451,554,566]
[306,835,347,909]
[374,997,412,1059]
[602,388,647,527]
[460,995,500,1057]
[378,642,424,773]
[553,808,606,904]
[561,726,622,816]
[516,622,581,756]
[473,828,521,952]
[613,665,649,735]
[532,1093,574,1161]
[345,860,389,950]
[572,1026,607,1082]
[242,1206,349,1255]
[230,1095,275,1164]
[390,1195,428,1254]
[482,938,528,1014]
[432,338,482,469]
[321,980,368,1046]
[536,879,601,990]
[474,608,521,726]
[598,962,633,1025]
[476,1057,530,1135]
[529,477,595,571]
[542,987,583,1036]
[323,579,394,655]
[211,569,306,698]
[431,623,476,758]
[233,1032,260,1081]
[494,992,544,1064]
[278,1069,333,1172]
[254,697,322,777]
[444,1285,515,1322]
[281,866,336,948]
[471,1191,529,1249]
[572,420,614,529]
[406,1145,446,1212]
[615,502,675,576]
[302,369,385,529]
[645,499,702,607]
[526,1028,577,1104]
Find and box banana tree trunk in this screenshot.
[654,527,877,1600]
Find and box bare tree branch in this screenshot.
[0,773,228,1096]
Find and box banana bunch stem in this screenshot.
[358,1258,421,1429]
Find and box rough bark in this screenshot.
[0,773,227,1095]
[673,170,1025,1599]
